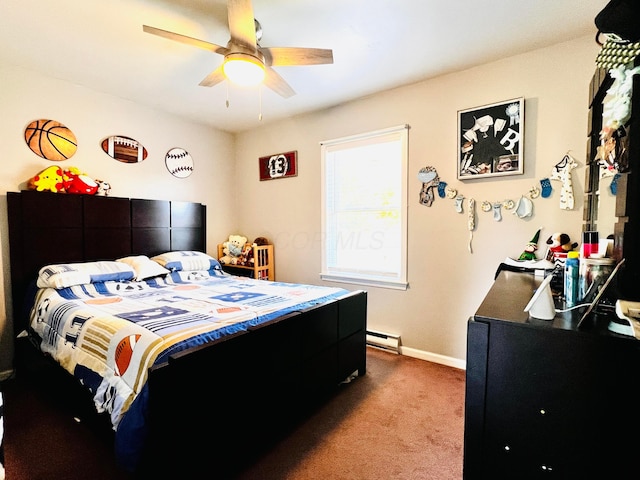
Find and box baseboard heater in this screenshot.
[366,329,401,354]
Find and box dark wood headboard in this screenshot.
[7,190,206,332]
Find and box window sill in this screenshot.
[320,273,408,291]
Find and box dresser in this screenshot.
[464,270,640,479]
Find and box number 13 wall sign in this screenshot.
[259,151,298,181]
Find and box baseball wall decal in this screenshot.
[165,147,194,178]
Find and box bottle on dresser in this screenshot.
[564,251,580,307]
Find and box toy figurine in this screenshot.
[518,229,541,261]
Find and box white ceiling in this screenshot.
[1,0,606,134]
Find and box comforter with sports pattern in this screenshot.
[28,270,349,470]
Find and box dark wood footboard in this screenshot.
[140,290,367,477]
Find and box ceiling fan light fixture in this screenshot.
[223,53,265,86]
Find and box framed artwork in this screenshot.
[457,97,524,180]
[259,150,298,181]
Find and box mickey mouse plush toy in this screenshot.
[546,232,578,255]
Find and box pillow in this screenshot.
[151,251,220,272]
[37,261,136,289]
[116,255,170,281]
[166,266,226,283]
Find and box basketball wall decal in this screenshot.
[24,119,78,161]
[165,147,194,178]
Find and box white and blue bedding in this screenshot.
[28,255,349,471]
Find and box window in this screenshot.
[320,125,408,290]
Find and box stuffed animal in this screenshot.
[242,236,270,266]
[28,165,101,195]
[546,232,578,254]
[253,236,269,247]
[28,165,64,192]
[220,234,248,265]
[518,229,541,261]
[96,179,112,196]
[62,167,99,195]
[236,242,254,266]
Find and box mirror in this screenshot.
[101,135,148,163]
[595,170,618,239]
[585,63,640,301]
[585,69,615,237]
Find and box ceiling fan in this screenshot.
[143,0,333,98]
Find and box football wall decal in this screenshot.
[101,135,148,163]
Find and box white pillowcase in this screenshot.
[116,255,170,281]
[37,261,136,289]
[151,251,219,272]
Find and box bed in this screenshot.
[7,190,367,476]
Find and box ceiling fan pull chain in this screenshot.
[258,86,263,121]
[225,80,230,108]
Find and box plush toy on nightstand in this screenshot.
[243,236,270,266]
[236,242,253,266]
[220,234,248,265]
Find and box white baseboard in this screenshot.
[399,346,466,370]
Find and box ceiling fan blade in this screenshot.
[263,67,296,98]
[261,47,334,66]
[143,25,230,55]
[199,65,226,87]
[227,0,257,48]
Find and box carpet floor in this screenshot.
[3,347,465,479]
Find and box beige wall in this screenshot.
[234,36,601,367]
[0,65,236,375]
[0,35,602,374]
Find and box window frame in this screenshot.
[320,124,409,290]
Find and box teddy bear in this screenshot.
[242,236,270,266]
[219,234,248,265]
[236,242,254,266]
[546,232,578,255]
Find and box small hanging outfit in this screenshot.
[550,154,578,210]
[418,166,439,207]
